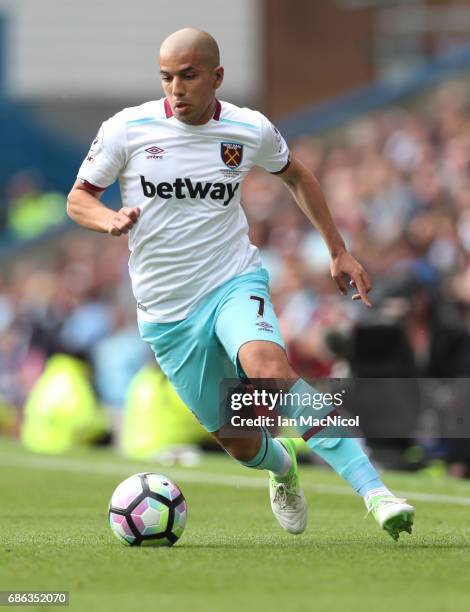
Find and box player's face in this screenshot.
[160,49,223,125]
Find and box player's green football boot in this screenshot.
[269,438,308,534]
[367,495,415,541]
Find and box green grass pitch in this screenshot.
[1,439,470,612]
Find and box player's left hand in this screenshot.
[330,250,372,307]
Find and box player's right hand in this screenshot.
[108,207,141,236]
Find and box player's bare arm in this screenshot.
[278,156,372,307]
[67,180,140,236]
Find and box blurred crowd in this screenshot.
[0,234,145,411]
[1,80,470,473]
[0,170,67,241]
[244,82,470,377]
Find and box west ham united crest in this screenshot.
[221,142,243,169]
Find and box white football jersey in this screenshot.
[77,98,290,322]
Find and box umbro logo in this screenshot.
[256,321,273,333]
[145,145,165,159]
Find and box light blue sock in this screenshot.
[310,438,386,497]
[238,428,291,476]
[282,379,390,500]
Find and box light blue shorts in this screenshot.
[138,268,285,432]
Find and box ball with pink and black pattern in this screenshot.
[109,473,187,547]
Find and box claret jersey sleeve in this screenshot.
[77,115,127,189]
[252,113,290,174]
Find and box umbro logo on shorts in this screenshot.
[140,175,240,206]
[256,321,273,333]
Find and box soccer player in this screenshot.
[67,28,415,540]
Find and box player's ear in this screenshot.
[214,66,224,89]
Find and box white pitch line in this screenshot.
[1,452,470,506]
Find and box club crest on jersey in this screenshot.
[221,142,243,169]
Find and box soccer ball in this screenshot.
[108,473,187,546]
